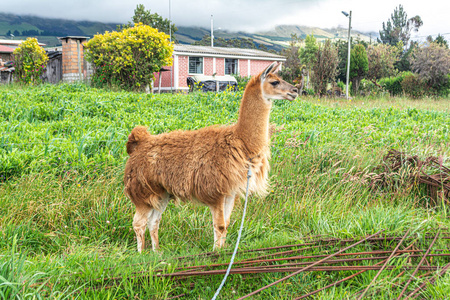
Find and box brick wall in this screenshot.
[154,66,173,89]
[250,60,274,76]
[178,56,188,87]
[61,37,87,82]
[204,57,214,76]
[215,58,225,76]
[239,59,248,77]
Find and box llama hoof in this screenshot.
[152,247,163,254]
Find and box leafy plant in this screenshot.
[192,35,264,50]
[410,42,450,93]
[85,23,173,92]
[394,40,418,73]
[434,34,449,49]
[379,74,405,96]
[12,37,48,84]
[299,34,319,89]
[278,34,303,83]
[233,74,251,91]
[359,79,384,97]
[303,87,315,96]
[367,43,399,80]
[311,39,339,95]
[349,44,368,94]
[401,72,427,99]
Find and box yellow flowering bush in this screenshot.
[85,23,173,91]
[13,38,48,84]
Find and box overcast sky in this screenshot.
[2,0,450,39]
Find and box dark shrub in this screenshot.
[379,74,404,96]
[401,73,427,98]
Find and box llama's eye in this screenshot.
[270,81,280,86]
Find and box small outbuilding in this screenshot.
[0,45,15,62]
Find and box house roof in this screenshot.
[174,44,285,61]
[58,36,89,42]
[0,45,14,53]
[0,39,46,48]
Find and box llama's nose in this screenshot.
[292,87,298,94]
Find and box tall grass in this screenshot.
[0,83,449,298]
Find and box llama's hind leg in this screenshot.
[209,198,227,249]
[147,193,170,251]
[224,194,237,228]
[133,204,152,253]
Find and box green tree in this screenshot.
[395,40,417,72]
[298,34,319,88]
[379,5,422,47]
[278,34,303,84]
[367,43,398,81]
[192,35,280,53]
[349,44,368,94]
[411,42,450,92]
[85,23,173,92]
[192,35,212,46]
[335,37,369,83]
[434,34,448,49]
[258,44,269,51]
[12,37,48,84]
[311,39,339,95]
[335,39,350,83]
[120,4,177,38]
[193,35,260,49]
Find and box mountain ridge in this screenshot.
[0,12,375,49]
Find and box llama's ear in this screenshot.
[260,62,279,81]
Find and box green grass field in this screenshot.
[0,83,449,299]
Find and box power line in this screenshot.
[373,31,450,43]
[411,32,450,38]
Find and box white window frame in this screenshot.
[225,58,239,75]
[188,56,204,74]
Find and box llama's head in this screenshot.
[260,62,298,101]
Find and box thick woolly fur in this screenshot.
[124,62,298,252]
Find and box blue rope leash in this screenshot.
[211,166,252,300]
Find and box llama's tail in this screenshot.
[126,126,151,155]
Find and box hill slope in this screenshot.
[0,12,118,36]
[0,13,373,49]
[0,12,119,47]
[175,24,372,47]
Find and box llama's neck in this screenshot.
[235,82,272,157]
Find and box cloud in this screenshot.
[2,0,135,23]
[2,0,449,39]
[168,0,322,32]
[1,0,321,30]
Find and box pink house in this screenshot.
[154,44,286,92]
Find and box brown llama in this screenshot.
[124,62,298,252]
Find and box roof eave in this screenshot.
[173,50,286,61]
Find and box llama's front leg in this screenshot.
[147,194,170,251]
[210,201,227,249]
[133,204,152,253]
[224,194,237,228]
